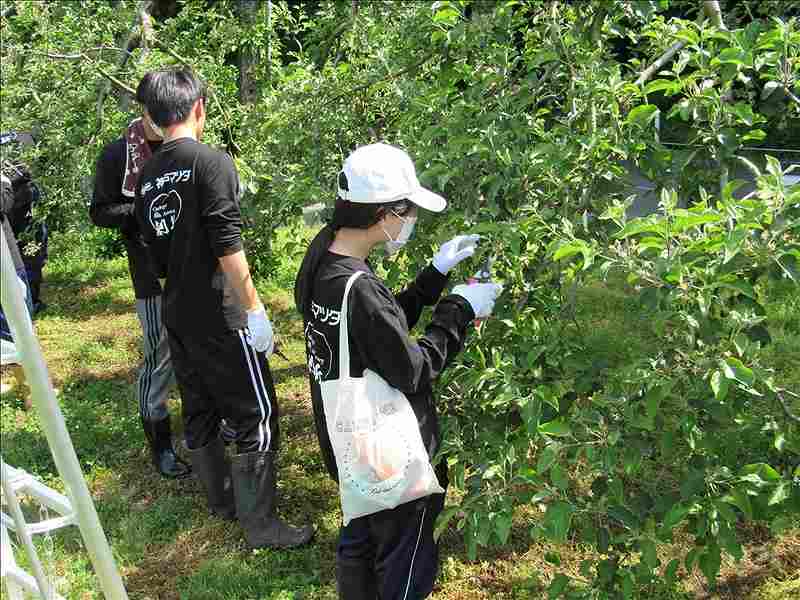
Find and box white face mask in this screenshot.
[382,211,417,255]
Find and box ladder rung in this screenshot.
[1,512,77,535]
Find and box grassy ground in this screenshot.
[1,229,798,599]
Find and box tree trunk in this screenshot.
[95,0,153,131]
[236,0,260,104]
[703,0,726,30]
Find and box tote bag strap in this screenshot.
[337,271,365,380]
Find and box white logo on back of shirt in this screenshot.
[305,323,333,383]
[149,189,182,237]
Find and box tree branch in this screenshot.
[96,0,154,131]
[636,2,728,87]
[31,46,134,60]
[320,51,436,109]
[30,49,136,94]
[703,0,726,30]
[777,390,800,425]
[636,40,686,86]
[96,64,136,95]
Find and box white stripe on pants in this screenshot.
[237,330,272,452]
[135,296,174,422]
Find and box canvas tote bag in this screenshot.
[321,271,444,525]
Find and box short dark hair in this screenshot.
[136,68,207,127]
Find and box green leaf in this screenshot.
[537,446,558,474]
[538,419,571,437]
[715,47,751,67]
[722,357,755,386]
[698,544,722,585]
[711,370,730,401]
[640,538,659,570]
[662,503,690,531]
[742,463,781,481]
[543,501,575,543]
[685,547,700,573]
[545,551,562,566]
[614,218,665,239]
[548,574,570,599]
[675,28,699,46]
[552,241,590,264]
[665,558,680,585]
[434,506,460,542]
[713,500,738,523]
[644,79,677,95]
[671,212,721,233]
[597,527,611,553]
[608,505,641,531]
[768,482,790,506]
[730,102,755,126]
[725,488,753,519]
[626,104,660,126]
[495,511,513,544]
[711,279,756,299]
[518,395,541,436]
[621,572,635,599]
[551,463,569,490]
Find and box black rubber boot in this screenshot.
[230,450,315,549]
[185,436,236,520]
[142,417,192,479]
[337,557,378,600]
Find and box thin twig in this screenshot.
[31,49,136,94]
[31,46,134,59]
[96,64,136,95]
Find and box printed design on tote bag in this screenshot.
[338,403,414,497]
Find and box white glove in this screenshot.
[432,234,481,275]
[451,283,503,319]
[246,304,275,356]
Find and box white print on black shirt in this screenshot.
[149,190,182,237]
[306,323,332,383]
[311,300,340,326]
[141,169,192,195]
[127,142,142,174]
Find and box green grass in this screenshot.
[1,228,797,599]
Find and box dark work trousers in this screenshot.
[337,466,448,600]
[166,325,280,454]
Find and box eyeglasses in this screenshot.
[392,207,417,222]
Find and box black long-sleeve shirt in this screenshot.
[302,252,475,483]
[91,137,163,298]
[134,137,245,334]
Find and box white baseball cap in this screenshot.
[337,143,447,212]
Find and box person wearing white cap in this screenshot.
[295,143,502,599]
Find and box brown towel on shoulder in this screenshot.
[121,118,153,198]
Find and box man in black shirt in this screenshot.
[90,79,190,479]
[134,68,313,549]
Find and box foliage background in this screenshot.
[1,1,798,598]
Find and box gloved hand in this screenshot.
[432,234,481,275]
[451,283,503,319]
[246,304,275,357]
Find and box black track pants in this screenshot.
[337,490,446,600]
[166,326,280,454]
